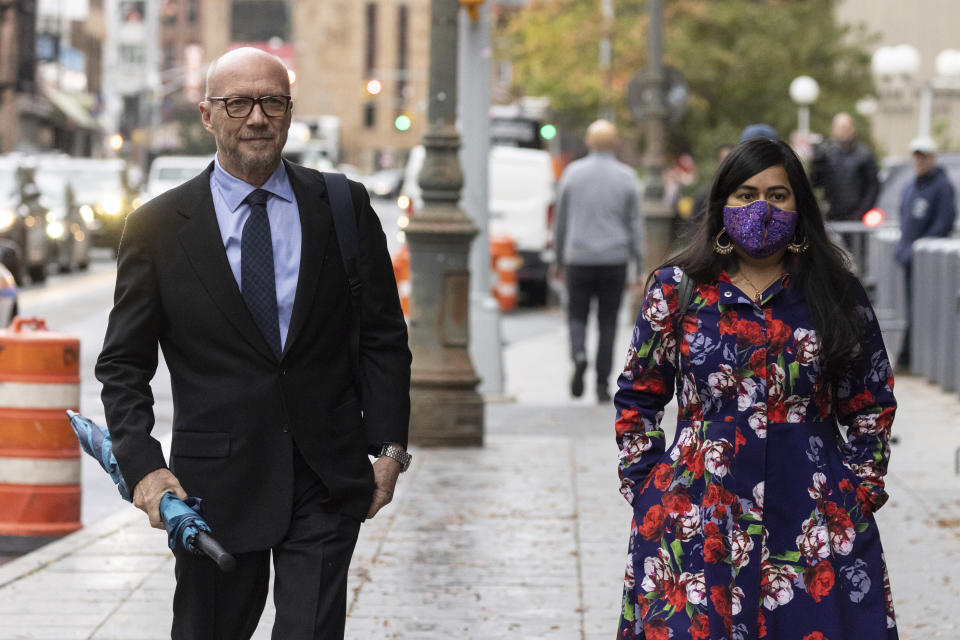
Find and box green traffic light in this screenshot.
[540,123,557,140]
[394,114,412,132]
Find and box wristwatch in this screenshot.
[378,443,412,472]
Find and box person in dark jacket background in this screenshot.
[811,112,880,221]
[895,135,957,371]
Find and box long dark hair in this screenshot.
[656,137,861,382]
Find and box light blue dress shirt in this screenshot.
[210,156,302,350]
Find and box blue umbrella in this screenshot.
[66,410,235,572]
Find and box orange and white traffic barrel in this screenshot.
[0,317,81,552]
[392,243,411,317]
[490,236,519,312]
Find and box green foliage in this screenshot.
[502,0,878,167]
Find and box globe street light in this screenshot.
[871,44,921,80]
[789,75,820,135]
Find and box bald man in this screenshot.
[96,47,411,639]
[811,112,879,221]
[553,119,645,403]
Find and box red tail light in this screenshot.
[862,208,886,228]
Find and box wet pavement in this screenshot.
[0,306,958,638]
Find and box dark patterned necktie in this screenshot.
[241,188,282,357]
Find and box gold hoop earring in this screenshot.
[714,229,734,255]
[787,233,809,254]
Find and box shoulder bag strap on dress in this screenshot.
[673,273,695,397]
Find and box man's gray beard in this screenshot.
[223,145,280,176]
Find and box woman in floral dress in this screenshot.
[615,138,897,640]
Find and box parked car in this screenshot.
[35,157,140,252]
[144,155,212,202]
[34,172,91,273]
[399,144,557,305]
[0,159,52,284]
[364,168,404,199]
[0,262,17,324]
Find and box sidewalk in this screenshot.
[1,308,959,639]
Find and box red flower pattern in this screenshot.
[661,486,693,515]
[643,618,671,640]
[703,533,725,563]
[689,612,710,639]
[633,369,667,395]
[767,318,792,354]
[652,463,672,491]
[804,560,836,602]
[638,505,666,541]
[735,318,764,347]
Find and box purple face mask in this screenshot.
[722,200,799,258]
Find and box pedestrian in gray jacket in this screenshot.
[553,120,645,403]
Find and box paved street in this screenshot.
[0,268,959,638]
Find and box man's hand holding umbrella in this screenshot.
[67,410,235,572]
[134,468,188,529]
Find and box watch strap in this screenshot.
[379,443,411,472]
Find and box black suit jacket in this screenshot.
[95,161,411,552]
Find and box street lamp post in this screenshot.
[789,75,820,136]
[405,0,484,446]
[640,0,672,272]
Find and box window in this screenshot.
[120,1,146,23]
[396,5,408,106]
[163,42,176,72]
[365,3,377,76]
[364,103,376,129]
[119,44,145,65]
[231,0,289,42]
[161,0,178,27]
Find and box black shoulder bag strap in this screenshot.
[673,273,695,397]
[322,172,362,379]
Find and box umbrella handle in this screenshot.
[195,531,236,573]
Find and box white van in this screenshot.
[144,155,213,202]
[399,144,556,305]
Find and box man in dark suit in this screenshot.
[95,47,411,639]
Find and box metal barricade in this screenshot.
[827,221,874,284]
[910,239,938,381]
[866,228,906,357]
[955,258,960,395]
[938,240,960,391]
[912,239,956,384]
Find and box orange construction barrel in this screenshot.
[490,236,519,312]
[0,317,82,552]
[392,244,411,318]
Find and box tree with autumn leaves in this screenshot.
[500,0,878,174]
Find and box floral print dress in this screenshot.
[615,267,897,640]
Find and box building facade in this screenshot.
[201,0,431,172]
[837,0,960,158]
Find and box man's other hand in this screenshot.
[366,456,402,519]
[132,468,188,529]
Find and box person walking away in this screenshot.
[811,112,880,222]
[615,137,899,639]
[95,47,412,639]
[894,135,957,372]
[553,119,644,403]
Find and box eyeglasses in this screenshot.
[206,95,292,118]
